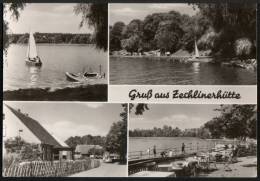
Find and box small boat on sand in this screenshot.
[26,31,42,66]
[65,65,105,82]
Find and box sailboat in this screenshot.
[188,40,199,61]
[194,40,200,58]
[25,31,42,66]
[188,39,212,62]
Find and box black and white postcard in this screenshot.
[1,1,258,179]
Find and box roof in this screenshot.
[5,104,69,149]
[75,144,103,154]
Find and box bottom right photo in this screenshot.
[128,104,257,177]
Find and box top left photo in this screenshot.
[3,3,108,101]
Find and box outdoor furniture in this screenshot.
[130,171,176,177]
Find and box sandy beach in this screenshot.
[3,84,107,101]
[200,156,257,177]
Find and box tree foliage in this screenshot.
[110,3,256,59]
[129,103,149,115]
[105,104,127,163]
[196,3,256,58]
[109,22,125,51]
[74,3,108,51]
[3,3,25,54]
[8,33,93,44]
[65,135,106,150]
[4,136,40,162]
[129,126,211,138]
[204,105,256,140]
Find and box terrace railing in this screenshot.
[128,143,213,161]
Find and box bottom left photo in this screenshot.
[2,102,127,177]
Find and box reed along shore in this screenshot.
[3,84,107,101]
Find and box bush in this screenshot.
[234,38,253,60]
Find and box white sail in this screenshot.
[194,40,199,58]
[27,31,38,60]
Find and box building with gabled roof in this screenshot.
[4,104,73,161]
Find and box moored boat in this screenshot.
[65,65,105,82]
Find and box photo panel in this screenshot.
[3,3,108,101]
[109,3,256,85]
[2,102,127,177]
[128,104,257,177]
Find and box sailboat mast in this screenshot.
[27,33,30,58]
[194,38,199,58]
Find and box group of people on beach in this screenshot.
[146,143,186,158]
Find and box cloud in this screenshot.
[111,7,142,15]
[148,3,187,10]
[83,103,104,109]
[157,114,204,129]
[6,3,92,34]
[43,120,106,142]
[130,114,205,130]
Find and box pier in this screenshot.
[128,144,212,175]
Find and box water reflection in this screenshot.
[110,57,256,85]
[192,62,200,74]
[27,65,41,87]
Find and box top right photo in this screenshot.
[109,3,256,85]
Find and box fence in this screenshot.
[129,143,212,161]
[2,159,100,177]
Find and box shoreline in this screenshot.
[111,55,256,70]
[3,84,107,101]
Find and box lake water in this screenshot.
[110,57,256,85]
[4,44,107,91]
[129,137,217,159]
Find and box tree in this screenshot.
[196,3,256,58]
[65,136,83,150]
[121,35,140,53]
[154,20,183,53]
[129,103,149,115]
[74,3,108,51]
[65,135,106,150]
[105,104,127,163]
[3,3,25,54]
[4,136,40,161]
[204,105,256,140]
[110,21,125,51]
[122,19,143,39]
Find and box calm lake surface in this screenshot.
[110,57,256,85]
[4,44,107,91]
[129,137,216,157]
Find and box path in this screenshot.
[70,161,127,177]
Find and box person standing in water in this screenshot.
[153,145,156,157]
[182,143,185,154]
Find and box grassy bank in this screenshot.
[3,84,107,101]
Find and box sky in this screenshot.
[5,3,92,34]
[130,104,221,130]
[4,102,122,142]
[109,3,198,25]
